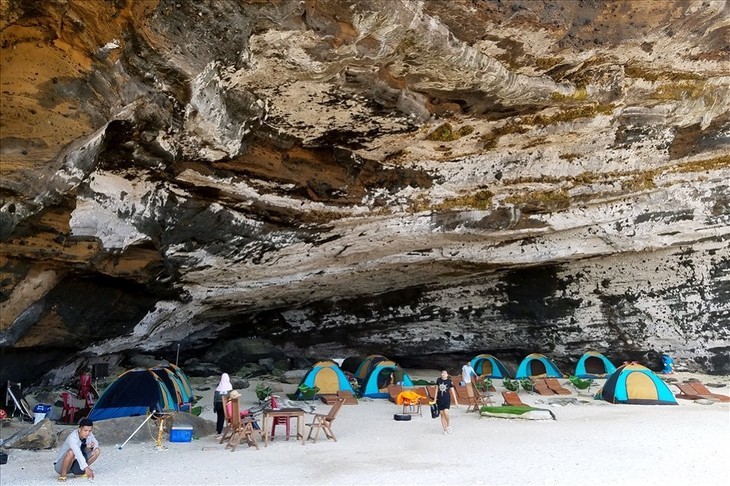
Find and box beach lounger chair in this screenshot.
[471,381,493,408]
[687,382,730,402]
[5,382,33,422]
[531,379,556,396]
[674,383,704,401]
[306,397,345,443]
[502,391,528,407]
[544,378,572,395]
[319,394,339,405]
[387,385,403,403]
[568,376,594,394]
[336,390,358,405]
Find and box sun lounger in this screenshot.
[544,378,572,395]
[336,391,358,405]
[387,385,403,403]
[530,379,555,396]
[502,391,528,407]
[688,382,730,402]
[674,383,704,400]
[319,394,339,405]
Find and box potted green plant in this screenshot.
[255,383,273,402]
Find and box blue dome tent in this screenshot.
[515,353,563,378]
[360,361,413,398]
[574,351,617,378]
[469,354,512,378]
[599,363,677,405]
[297,360,355,397]
[89,368,177,421]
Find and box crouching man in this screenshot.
[54,418,100,481]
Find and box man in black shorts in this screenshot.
[54,418,100,481]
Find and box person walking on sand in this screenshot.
[436,370,454,434]
[54,418,100,481]
[462,360,478,399]
[461,361,477,385]
[214,372,232,437]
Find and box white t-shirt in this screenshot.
[462,364,476,383]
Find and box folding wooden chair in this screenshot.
[306,398,344,443]
[220,396,234,444]
[225,399,259,451]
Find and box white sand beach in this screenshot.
[1,370,729,486]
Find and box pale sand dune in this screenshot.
[2,370,729,485]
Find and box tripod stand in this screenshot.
[152,412,174,450]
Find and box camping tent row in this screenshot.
[296,352,619,399]
[469,352,617,379]
[89,364,195,421]
[298,356,413,399]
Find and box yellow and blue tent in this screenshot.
[297,360,355,396]
[599,363,677,405]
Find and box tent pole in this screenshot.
[175,343,180,367]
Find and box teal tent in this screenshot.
[515,353,563,378]
[470,354,512,378]
[599,363,677,405]
[89,368,177,421]
[360,360,413,398]
[574,351,617,378]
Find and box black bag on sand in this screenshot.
[394,413,411,421]
[430,403,439,419]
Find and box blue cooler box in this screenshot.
[33,404,52,424]
[169,425,193,443]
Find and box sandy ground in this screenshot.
[1,369,729,486]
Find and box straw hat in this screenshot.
[229,390,241,400]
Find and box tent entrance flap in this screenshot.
[626,372,658,401]
[585,357,605,375]
[530,361,547,376]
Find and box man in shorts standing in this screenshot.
[54,418,100,481]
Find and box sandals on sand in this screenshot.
[58,474,88,481]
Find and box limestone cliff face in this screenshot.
[1,0,729,383]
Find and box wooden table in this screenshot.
[263,408,305,446]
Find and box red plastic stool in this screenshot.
[271,416,291,439]
[269,395,292,440]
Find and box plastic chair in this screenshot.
[60,392,79,424]
[269,395,291,440]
